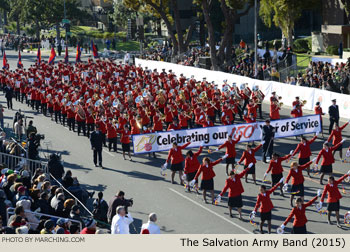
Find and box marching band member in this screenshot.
[75,101,86,136]
[291,134,318,177]
[53,97,61,124]
[167,118,181,131]
[252,177,284,234]
[327,121,349,160]
[165,142,191,184]
[262,119,275,163]
[292,97,303,116]
[284,160,314,207]
[184,147,203,192]
[217,163,252,219]
[314,102,325,136]
[118,124,132,161]
[280,191,320,234]
[217,128,242,176]
[85,106,95,138]
[66,103,76,132]
[194,155,228,204]
[291,104,302,118]
[315,139,345,185]
[264,152,292,196]
[106,118,118,152]
[237,143,262,184]
[243,112,256,123]
[320,171,350,227]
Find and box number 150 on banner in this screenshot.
[132,115,321,154]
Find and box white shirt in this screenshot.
[141,221,161,234]
[111,213,134,234]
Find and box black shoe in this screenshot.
[230,214,234,218]
[94,164,98,167]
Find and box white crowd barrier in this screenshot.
[135,58,350,120]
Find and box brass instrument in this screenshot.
[244,87,252,97]
[179,90,186,102]
[302,100,307,105]
[77,104,86,120]
[255,90,265,104]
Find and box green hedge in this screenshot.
[293,37,311,53]
[326,45,339,55]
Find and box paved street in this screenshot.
[2,50,350,234]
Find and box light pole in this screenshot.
[64,0,67,46]
[254,0,258,78]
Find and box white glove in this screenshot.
[319,202,323,208]
[215,148,219,152]
[347,170,350,175]
[316,132,319,136]
[261,140,265,145]
[341,138,347,143]
[312,157,317,162]
[279,177,284,184]
[289,150,293,155]
[222,154,229,160]
[189,179,196,187]
[317,189,322,197]
[181,174,187,181]
[280,224,285,230]
[215,195,222,204]
[162,162,168,170]
[264,172,268,178]
[251,211,256,215]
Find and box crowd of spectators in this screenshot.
[285,60,350,94]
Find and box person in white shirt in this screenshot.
[111,206,134,234]
[140,213,161,234]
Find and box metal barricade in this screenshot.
[0,152,48,175]
[6,207,83,231]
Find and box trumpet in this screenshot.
[302,100,307,105]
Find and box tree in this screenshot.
[339,0,350,23]
[123,0,196,56]
[260,0,319,49]
[199,0,252,70]
[112,1,137,30]
[0,0,10,33]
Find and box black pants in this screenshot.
[6,98,13,109]
[35,100,40,111]
[262,139,274,162]
[14,91,20,101]
[257,104,263,118]
[108,137,117,151]
[77,121,86,136]
[329,118,339,134]
[41,103,47,115]
[93,149,102,166]
[242,99,249,113]
[54,111,61,123]
[86,123,94,138]
[67,118,75,131]
[102,133,106,146]
[62,114,67,126]
[20,93,26,103]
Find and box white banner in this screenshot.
[135,58,350,119]
[132,115,321,154]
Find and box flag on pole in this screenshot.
[2,51,8,70]
[37,46,41,64]
[76,44,81,63]
[91,41,99,58]
[48,47,56,65]
[64,46,69,64]
[17,50,23,68]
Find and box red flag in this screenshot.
[91,41,98,58]
[37,47,41,64]
[64,46,69,64]
[2,51,8,69]
[17,50,23,68]
[76,44,81,63]
[48,47,56,65]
